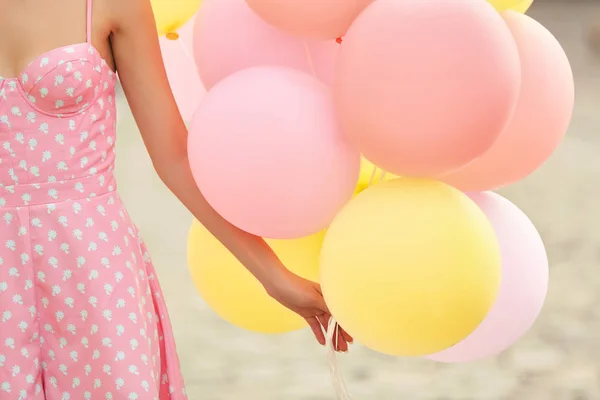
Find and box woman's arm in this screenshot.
[106,0,350,350]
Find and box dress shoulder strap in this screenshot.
[86,0,93,44]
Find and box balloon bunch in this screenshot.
[178,0,574,364]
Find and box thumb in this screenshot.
[311,285,331,315]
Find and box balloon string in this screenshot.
[303,40,352,400]
[368,164,378,187]
[303,41,318,77]
[326,317,352,400]
[177,37,196,65]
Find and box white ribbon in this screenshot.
[326,317,352,399]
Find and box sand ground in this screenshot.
[114,3,600,399]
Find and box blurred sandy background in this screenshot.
[115,2,600,399]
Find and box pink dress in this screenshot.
[0,1,187,398]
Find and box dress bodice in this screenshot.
[0,43,117,187]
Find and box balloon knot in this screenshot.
[166,32,180,41]
[336,37,343,44]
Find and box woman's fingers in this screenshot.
[336,325,349,352]
[306,317,326,346]
[317,314,329,331]
[311,284,351,352]
[339,326,354,345]
[316,314,348,352]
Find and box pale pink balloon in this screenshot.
[188,66,360,239]
[334,0,521,178]
[159,35,205,121]
[245,0,373,40]
[442,11,575,191]
[193,0,338,90]
[428,192,549,363]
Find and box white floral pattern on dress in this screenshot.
[0,40,186,399]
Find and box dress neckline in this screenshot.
[0,42,115,82]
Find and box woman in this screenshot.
[0,0,351,398]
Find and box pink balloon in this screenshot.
[193,0,338,90]
[245,0,373,40]
[334,0,521,177]
[428,192,548,363]
[188,66,360,239]
[177,18,195,52]
[160,35,205,121]
[442,12,575,191]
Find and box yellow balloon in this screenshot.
[488,0,533,13]
[187,220,324,333]
[355,157,398,195]
[320,179,501,356]
[151,0,202,37]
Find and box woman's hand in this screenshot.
[265,269,353,352]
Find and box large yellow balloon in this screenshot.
[488,0,533,13]
[151,0,202,37]
[320,179,501,356]
[355,157,398,195]
[187,220,324,333]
